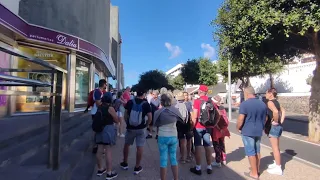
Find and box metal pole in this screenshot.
[48,71,63,170]
[228,58,232,121]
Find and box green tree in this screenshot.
[214,0,320,142]
[168,74,185,90]
[181,59,200,85]
[198,58,219,86]
[138,70,169,91]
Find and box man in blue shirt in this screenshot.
[237,86,267,179]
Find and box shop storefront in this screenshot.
[75,58,90,106]
[15,46,68,112]
[0,4,116,116]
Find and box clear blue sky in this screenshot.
[112,0,224,86]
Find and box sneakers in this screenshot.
[211,161,222,168]
[134,166,143,175]
[207,168,213,174]
[268,160,276,169]
[106,171,118,180]
[96,169,106,176]
[119,134,125,138]
[190,167,202,175]
[146,134,153,139]
[120,162,129,170]
[267,165,283,175]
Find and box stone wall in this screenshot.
[19,0,111,54]
[278,95,309,115]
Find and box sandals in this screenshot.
[244,172,259,180]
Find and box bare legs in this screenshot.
[96,145,112,172]
[122,144,143,168]
[248,154,260,178]
[118,116,125,135]
[179,139,186,161]
[270,137,281,165]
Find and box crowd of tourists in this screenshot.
[86,79,285,180]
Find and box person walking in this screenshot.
[265,88,285,175]
[237,86,267,179]
[190,85,214,175]
[211,95,230,167]
[153,93,182,180]
[175,92,193,163]
[120,89,152,175]
[94,92,119,179]
[113,91,126,138]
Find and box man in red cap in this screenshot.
[190,85,213,175]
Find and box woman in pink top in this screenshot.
[211,95,230,167]
[122,86,131,105]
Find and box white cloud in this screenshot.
[201,43,215,59]
[165,42,182,59]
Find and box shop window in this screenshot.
[75,60,90,105]
[0,51,10,108]
[94,73,100,88]
[16,46,67,112]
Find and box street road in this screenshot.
[229,111,320,167]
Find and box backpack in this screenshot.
[113,99,122,112]
[199,99,220,127]
[87,89,103,107]
[128,99,147,127]
[175,102,189,124]
[92,104,109,133]
[216,105,229,129]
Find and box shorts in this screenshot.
[125,128,146,147]
[117,111,123,118]
[268,125,283,138]
[193,128,212,147]
[177,125,193,140]
[241,135,261,156]
[95,125,117,145]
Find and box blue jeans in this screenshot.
[193,128,212,147]
[268,125,283,138]
[241,135,261,156]
[158,136,178,168]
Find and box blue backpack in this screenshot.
[129,99,146,127]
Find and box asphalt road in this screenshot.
[229,112,320,167]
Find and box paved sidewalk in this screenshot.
[91,132,320,180]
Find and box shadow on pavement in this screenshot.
[260,149,297,173]
[226,147,245,162]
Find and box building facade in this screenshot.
[0,1,119,117]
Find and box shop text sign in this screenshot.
[28,26,78,49]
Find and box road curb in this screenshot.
[230,132,320,170]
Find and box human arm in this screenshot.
[144,102,152,126]
[108,107,120,123]
[267,101,279,123]
[236,103,246,133]
[280,106,286,124]
[94,90,102,106]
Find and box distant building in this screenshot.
[165,63,184,78]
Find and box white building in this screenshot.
[166,63,184,78]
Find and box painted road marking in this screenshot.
[230,132,320,169]
[229,120,320,147]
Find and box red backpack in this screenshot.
[87,89,104,107]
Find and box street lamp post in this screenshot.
[227,56,232,121]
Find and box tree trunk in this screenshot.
[269,73,274,89]
[309,32,320,142]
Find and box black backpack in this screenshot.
[92,104,109,133]
[199,99,220,127]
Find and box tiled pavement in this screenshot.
[90,132,320,180]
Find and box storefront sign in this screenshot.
[28,26,78,49]
[0,3,116,77]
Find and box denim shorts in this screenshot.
[269,125,283,138]
[241,135,261,156]
[95,125,117,145]
[125,128,146,147]
[194,128,212,147]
